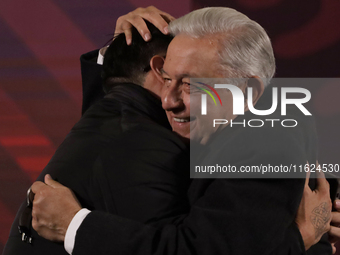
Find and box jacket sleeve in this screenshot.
[72,131,311,255]
[72,178,307,255]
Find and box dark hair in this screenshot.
[102,20,173,93]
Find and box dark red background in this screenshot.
[0,0,339,253]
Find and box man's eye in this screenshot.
[190,88,201,94]
[190,85,203,94]
[163,77,171,82]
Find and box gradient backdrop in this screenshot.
[0,0,339,253]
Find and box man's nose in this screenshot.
[161,84,183,111]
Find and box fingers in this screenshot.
[159,12,176,23]
[123,28,133,46]
[304,165,311,188]
[115,6,175,45]
[141,11,171,34]
[332,211,340,225]
[118,15,152,41]
[302,164,312,197]
[332,243,336,254]
[31,181,46,194]
[315,166,330,194]
[305,161,330,195]
[44,174,63,188]
[329,225,340,243]
[31,175,64,198]
[334,199,340,211]
[137,6,173,33]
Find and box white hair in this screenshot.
[168,7,275,86]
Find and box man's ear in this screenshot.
[244,76,265,112]
[150,55,164,83]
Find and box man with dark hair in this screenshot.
[102,24,172,91]
[3,21,190,255]
[80,20,173,114]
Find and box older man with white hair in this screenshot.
[28,6,338,255]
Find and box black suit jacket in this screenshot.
[69,52,332,255]
[3,78,190,254]
[72,105,331,255]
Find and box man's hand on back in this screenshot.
[295,167,332,250]
[31,174,82,242]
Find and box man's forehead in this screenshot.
[161,67,200,79]
[172,33,223,47]
[163,34,224,78]
[165,35,222,63]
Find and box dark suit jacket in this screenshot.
[3,71,190,254]
[69,53,331,255]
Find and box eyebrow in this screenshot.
[160,68,196,79]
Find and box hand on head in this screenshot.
[115,6,175,45]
